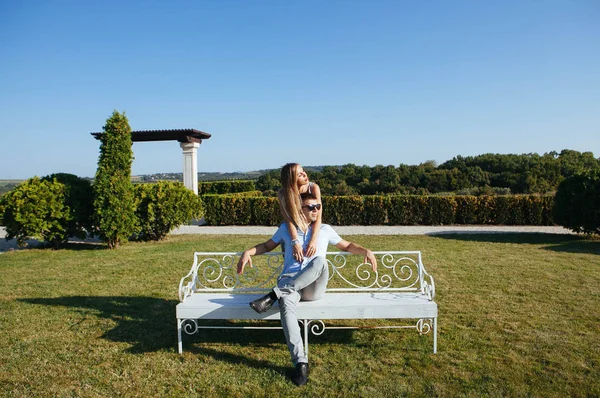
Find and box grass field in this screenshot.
[1,233,599,397]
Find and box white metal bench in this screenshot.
[177,251,438,356]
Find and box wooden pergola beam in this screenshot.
[91,128,211,195]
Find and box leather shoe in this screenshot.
[291,362,309,386]
[249,291,276,313]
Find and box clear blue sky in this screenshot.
[1,0,598,179]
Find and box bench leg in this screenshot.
[177,318,183,354]
[303,319,309,360]
[433,317,437,354]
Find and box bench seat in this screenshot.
[177,292,437,320]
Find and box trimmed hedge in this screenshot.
[201,194,556,226]
[202,194,280,226]
[197,180,256,195]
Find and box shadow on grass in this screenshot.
[19,295,356,359]
[190,345,291,375]
[0,240,106,252]
[542,240,600,255]
[429,232,600,254]
[21,296,177,353]
[57,242,106,250]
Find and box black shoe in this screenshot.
[249,291,277,314]
[291,362,309,386]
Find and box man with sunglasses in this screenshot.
[237,192,377,386]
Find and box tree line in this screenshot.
[256,150,600,196]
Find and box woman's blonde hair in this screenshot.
[279,163,308,231]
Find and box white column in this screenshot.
[180,142,200,195]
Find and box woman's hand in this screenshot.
[293,243,304,261]
[304,241,317,257]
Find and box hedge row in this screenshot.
[197,180,256,195]
[202,196,280,226]
[0,177,202,247]
[202,194,555,226]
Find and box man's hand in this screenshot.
[335,240,377,272]
[237,251,253,275]
[364,249,377,272]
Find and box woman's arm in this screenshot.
[278,189,303,261]
[305,183,322,257]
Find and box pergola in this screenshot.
[91,129,211,194]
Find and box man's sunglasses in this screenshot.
[302,204,322,211]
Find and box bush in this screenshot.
[0,177,71,247]
[41,173,94,239]
[134,181,203,241]
[554,171,600,234]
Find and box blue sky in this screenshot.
[1,0,598,179]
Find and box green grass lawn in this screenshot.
[1,233,599,397]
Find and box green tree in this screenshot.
[93,111,137,248]
[255,169,281,192]
[553,170,600,235]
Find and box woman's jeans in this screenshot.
[273,256,328,365]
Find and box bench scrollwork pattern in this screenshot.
[180,251,434,301]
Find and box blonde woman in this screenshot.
[277,163,322,261]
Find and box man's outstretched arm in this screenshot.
[335,239,378,271]
[237,239,279,275]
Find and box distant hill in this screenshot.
[140,166,325,182]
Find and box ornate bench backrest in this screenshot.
[179,251,435,302]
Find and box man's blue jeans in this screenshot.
[273,256,328,365]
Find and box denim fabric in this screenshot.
[273,256,328,365]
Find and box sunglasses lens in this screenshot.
[303,204,321,211]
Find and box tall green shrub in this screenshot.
[134,181,203,241]
[93,111,137,248]
[554,171,600,234]
[0,177,71,247]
